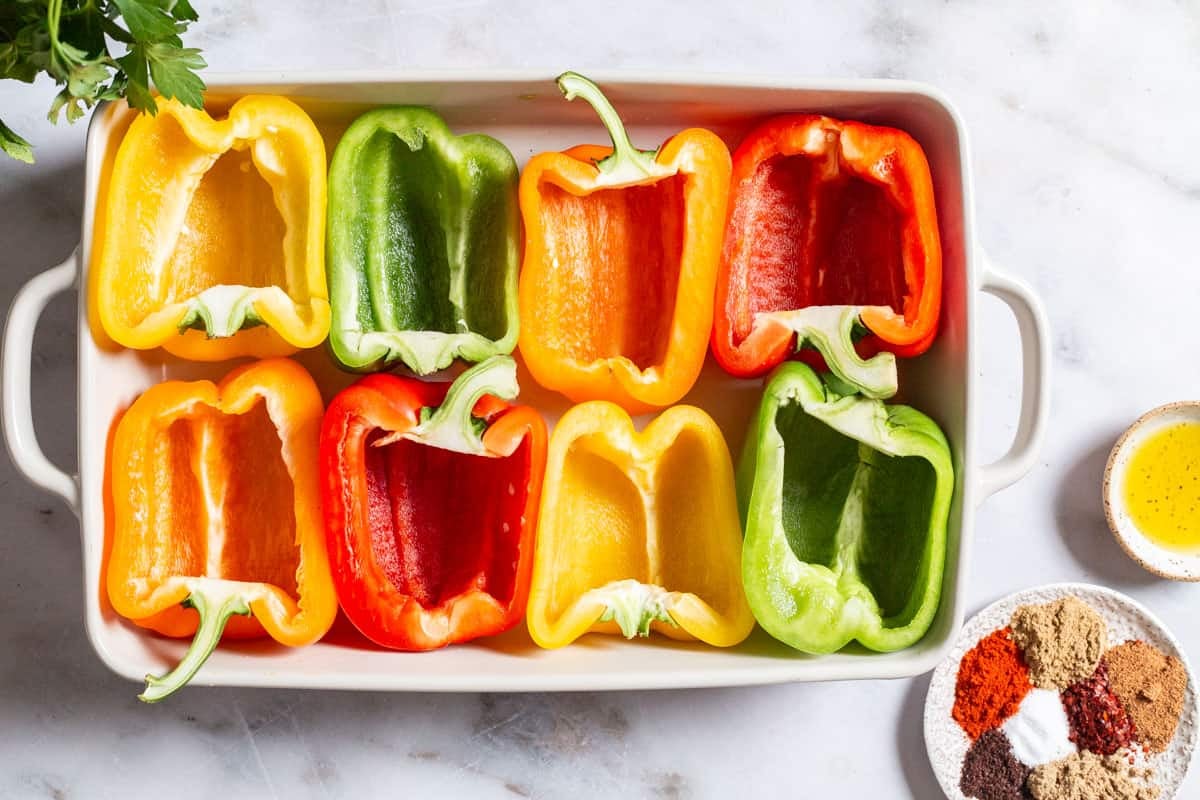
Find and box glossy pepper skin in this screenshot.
[327,108,520,374]
[107,359,336,701]
[527,401,754,649]
[93,95,329,361]
[320,356,546,650]
[518,72,731,414]
[738,363,954,653]
[713,115,942,399]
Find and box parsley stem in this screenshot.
[46,0,63,52]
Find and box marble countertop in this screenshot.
[3,1,1199,797]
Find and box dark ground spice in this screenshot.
[1061,660,1136,755]
[959,729,1031,800]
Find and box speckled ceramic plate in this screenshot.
[924,583,1197,799]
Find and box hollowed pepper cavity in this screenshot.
[527,401,754,648]
[106,358,336,701]
[93,95,330,360]
[326,107,520,375]
[713,114,942,398]
[320,356,547,650]
[518,72,731,413]
[738,362,954,653]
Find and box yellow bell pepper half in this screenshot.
[93,95,329,360]
[527,402,754,648]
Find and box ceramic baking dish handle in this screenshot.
[977,250,1051,500]
[2,249,80,515]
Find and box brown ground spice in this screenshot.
[1025,750,1159,800]
[1105,640,1187,753]
[959,729,1031,800]
[1010,597,1107,689]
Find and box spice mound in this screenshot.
[1061,661,1136,755]
[1026,750,1159,800]
[1002,688,1074,767]
[1105,641,1187,753]
[954,627,1033,740]
[1011,597,1107,690]
[960,729,1031,800]
[949,593,1191,800]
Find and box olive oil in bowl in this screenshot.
[1105,402,1200,580]
[1123,421,1200,553]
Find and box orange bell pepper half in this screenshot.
[107,358,336,701]
[518,72,731,413]
[526,402,754,648]
[320,356,547,651]
[712,114,942,398]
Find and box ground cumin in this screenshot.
[954,627,1033,740]
[1010,597,1107,689]
[1025,750,1159,800]
[1104,641,1187,753]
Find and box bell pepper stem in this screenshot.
[586,579,679,638]
[398,355,519,456]
[760,306,898,399]
[178,284,264,339]
[556,71,669,185]
[138,590,252,703]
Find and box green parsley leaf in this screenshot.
[0,41,39,83]
[66,60,113,102]
[170,0,199,23]
[117,49,156,114]
[110,0,180,44]
[147,43,205,107]
[1,0,205,162]
[0,118,35,164]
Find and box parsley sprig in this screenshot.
[0,0,206,163]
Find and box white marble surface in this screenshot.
[2,1,1199,797]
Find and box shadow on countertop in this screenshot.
[899,672,941,797]
[1054,432,1160,586]
[0,158,109,718]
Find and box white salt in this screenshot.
[1001,688,1076,766]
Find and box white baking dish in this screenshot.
[2,72,1049,691]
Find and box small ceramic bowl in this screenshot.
[1104,401,1200,581]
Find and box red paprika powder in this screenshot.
[953,626,1033,740]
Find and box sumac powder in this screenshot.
[959,729,1031,800]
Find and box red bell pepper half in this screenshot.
[320,356,547,650]
[712,114,942,398]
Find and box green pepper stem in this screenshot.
[178,284,264,339]
[762,306,898,400]
[586,579,679,638]
[139,590,252,703]
[556,71,666,184]
[402,355,519,456]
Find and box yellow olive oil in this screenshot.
[1123,421,1200,551]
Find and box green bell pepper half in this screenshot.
[327,107,520,374]
[737,362,954,654]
